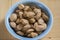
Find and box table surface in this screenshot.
[0,0,60,40]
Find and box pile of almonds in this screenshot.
[9,4,49,38]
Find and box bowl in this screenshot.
[5,0,53,40]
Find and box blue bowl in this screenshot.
[5,0,53,40]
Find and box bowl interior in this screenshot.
[5,1,53,40]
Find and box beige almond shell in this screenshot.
[20,19,29,25]
[38,18,44,25]
[16,10,20,13]
[26,29,34,33]
[24,6,30,11]
[16,24,23,31]
[16,18,20,24]
[18,4,25,9]
[35,23,47,31]
[42,12,49,22]
[23,11,35,18]
[29,18,36,23]
[33,8,41,14]
[10,22,16,28]
[23,24,31,31]
[10,13,17,21]
[19,12,23,19]
[17,31,24,36]
[35,13,41,20]
[30,32,38,37]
